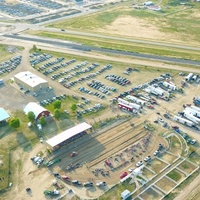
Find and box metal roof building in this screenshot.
[46,122,92,150]
[24,102,50,120]
[0,108,10,122]
[14,71,48,92]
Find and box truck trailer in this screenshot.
[185,73,193,82]
[126,95,146,106]
[173,115,194,127]
[163,81,176,90]
[184,107,200,118]
[183,111,200,124]
[118,98,141,110]
[118,103,137,114]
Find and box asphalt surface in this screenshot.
[3,34,200,66]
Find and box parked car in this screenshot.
[120,172,128,179]
[136,161,143,167]
[144,156,151,162]
[96,182,106,187]
[154,150,159,156]
[128,168,134,173]
[83,182,93,187]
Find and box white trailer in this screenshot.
[183,111,200,124]
[185,73,193,82]
[184,107,200,118]
[173,115,194,127]
[128,102,141,110]
[150,86,164,96]
[117,98,129,105]
[126,95,146,106]
[190,105,200,113]
[163,81,177,90]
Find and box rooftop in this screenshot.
[0,108,10,121]
[14,71,47,88]
[24,102,48,119]
[46,122,92,148]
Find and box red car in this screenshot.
[120,172,128,179]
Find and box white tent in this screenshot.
[46,122,92,148]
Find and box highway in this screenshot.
[3,34,200,66]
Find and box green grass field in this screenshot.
[0,149,9,190]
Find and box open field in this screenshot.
[47,3,200,46]
[147,158,168,174]
[161,152,178,164]
[0,149,9,191]
[140,187,163,200]
[167,169,186,183]
[142,167,155,180]
[156,176,177,193]
[177,160,197,174]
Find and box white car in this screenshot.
[144,156,151,162]
[136,161,143,167]
[96,182,106,187]
[128,168,134,173]
[154,150,159,156]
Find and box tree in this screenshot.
[9,118,20,129]
[27,111,35,123]
[54,109,61,119]
[33,45,37,51]
[70,103,77,112]
[40,116,46,126]
[53,100,62,109]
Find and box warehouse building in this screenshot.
[46,122,92,150]
[14,71,48,92]
[24,102,51,121]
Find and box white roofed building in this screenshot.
[24,102,50,120]
[46,122,92,150]
[14,71,48,92]
[0,108,10,122]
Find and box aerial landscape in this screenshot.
[0,0,200,199]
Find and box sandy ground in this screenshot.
[1,44,200,200]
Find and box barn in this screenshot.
[0,108,10,123]
[24,102,51,120]
[14,71,48,92]
[46,122,92,150]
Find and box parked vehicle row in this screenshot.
[87,79,116,95]
[0,55,22,75]
[30,53,52,66]
[39,94,66,106]
[78,87,105,99]
[105,74,131,86]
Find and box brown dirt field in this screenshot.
[142,167,155,180]
[155,176,176,193]
[147,158,168,174]
[140,187,163,200]
[160,153,178,164]
[177,161,198,175]
[99,16,167,39]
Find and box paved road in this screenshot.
[3,34,200,66]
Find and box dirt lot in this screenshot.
[156,176,177,193]
[140,187,163,200]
